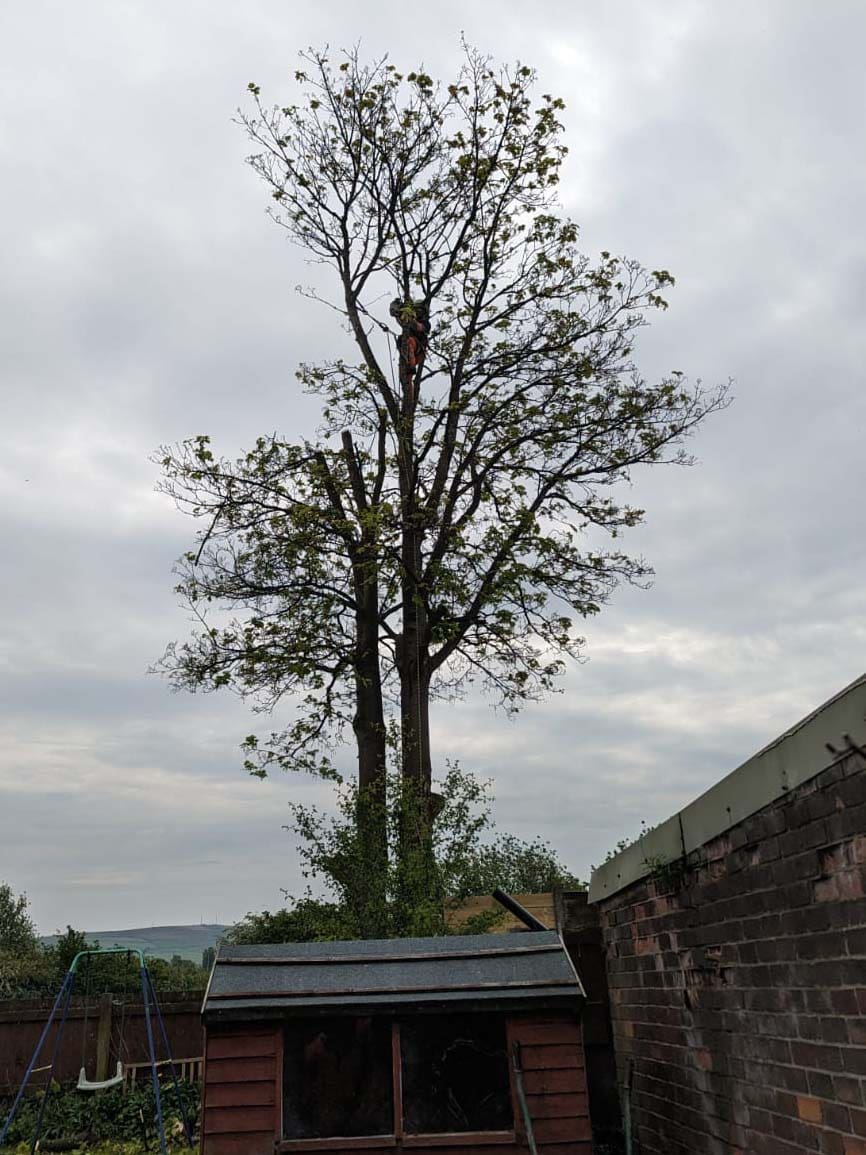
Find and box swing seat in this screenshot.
[77,1061,124,1092]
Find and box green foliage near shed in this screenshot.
[229,764,581,943]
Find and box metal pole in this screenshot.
[70,947,145,973]
[140,966,167,1155]
[511,1042,538,1155]
[492,888,549,932]
[144,967,194,1147]
[29,971,77,1155]
[623,1059,634,1155]
[0,969,76,1147]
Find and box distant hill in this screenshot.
[41,924,229,963]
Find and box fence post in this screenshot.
[95,992,113,1082]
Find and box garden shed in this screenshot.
[200,931,590,1155]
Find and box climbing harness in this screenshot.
[0,947,194,1155]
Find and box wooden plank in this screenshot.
[403,1148,517,1155]
[400,1149,517,1155]
[203,1131,274,1155]
[204,1105,276,1135]
[277,1138,396,1151]
[509,1022,581,1048]
[391,1021,403,1141]
[209,978,576,1001]
[206,1081,276,1108]
[532,1115,592,1143]
[207,1026,277,1039]
[535,1145,592,1155]
[274,1022,284,1142]
[504,1019,524,1146]
[221,944,559,966]
[518,1044,582,1071]
[95,993,113,1082]
[402,1133,516,1147]
[207,1033,277,1060]
[277,1144,516,1154]
[205,1056,275,1083]
[523,1092,588,1119]
[520,1068,584,1096]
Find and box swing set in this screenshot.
[0,948,195,1155]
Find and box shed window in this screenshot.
[282,1014,514,1145]
[282,1017,393,1139]
[400,1015,512,1134]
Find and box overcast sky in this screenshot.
[2,0,864,934]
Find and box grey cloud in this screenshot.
[1,0,864,928]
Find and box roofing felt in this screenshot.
[203,931,584,1020]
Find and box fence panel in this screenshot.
[0,993,205,1093]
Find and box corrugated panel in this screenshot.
[204,932,583,1019]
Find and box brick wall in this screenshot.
[594,746,866,1155]
[557,891,623,1152]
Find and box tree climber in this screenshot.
[389,299,429,390]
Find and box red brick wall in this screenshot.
[595,746,866,1155]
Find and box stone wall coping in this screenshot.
[588,672,866,904]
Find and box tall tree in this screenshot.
[158,47,726,906]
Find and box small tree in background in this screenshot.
[0,882,49,998]
[159,45,727,917]
[0,882,38,956]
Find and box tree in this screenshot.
[453,833,583,897]
[0,882,50,998]
[0,881,38,956]
[158,46,727,909]
[44,925,90,977]
[227,763,581,943]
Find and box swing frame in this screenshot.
[75,947,135,1092]
[0,948,195,1155]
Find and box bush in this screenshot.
[0,1079,198,1150]
[229,764,584,944]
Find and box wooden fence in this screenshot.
[0,992,205,1094]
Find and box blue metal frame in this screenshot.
[139,965,167,1155]
[145,966,194,1147]
[0,970,75,1148]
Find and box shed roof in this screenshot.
[203,931,583,1022]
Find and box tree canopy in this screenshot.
[159,46,727,913]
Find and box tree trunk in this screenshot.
[393,320,440,927]
[395,515,442,931]
[352,547,388,937]
[399,526,432,794]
